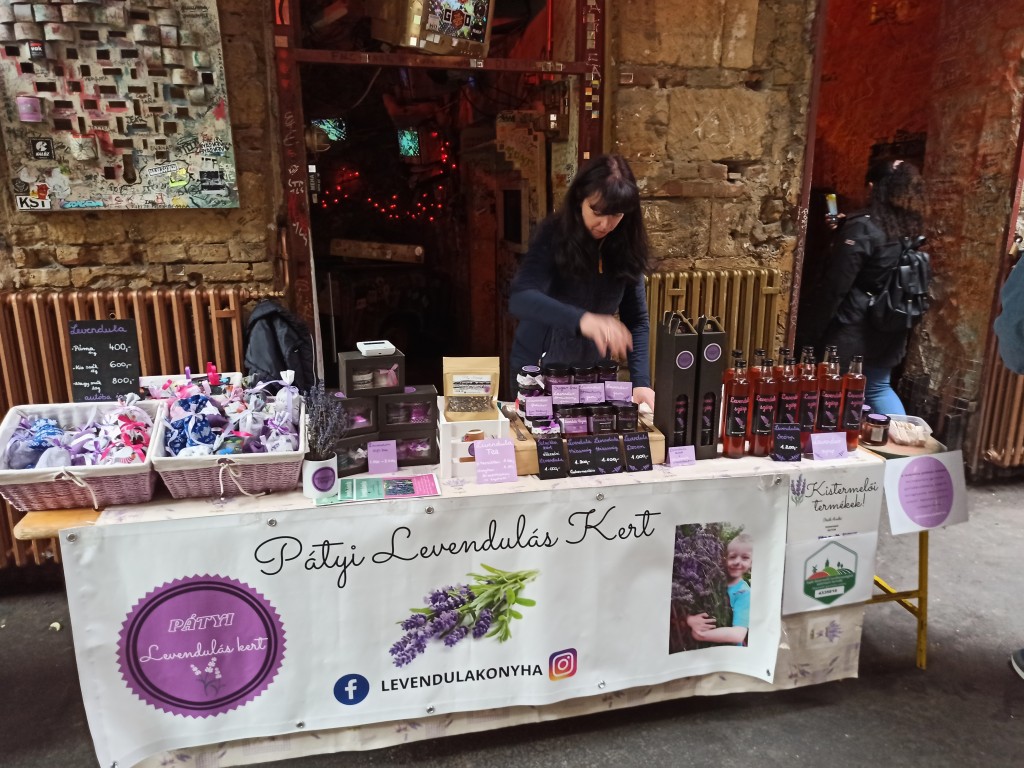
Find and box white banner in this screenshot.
[64,475,788,768]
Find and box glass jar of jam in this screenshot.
[596,359,619,382]
[861,413,890,446]
[542,362,571,392]
[571,363,598,384]
[612,400,639,432]
[589,404,617,434]
[559,406,588,436]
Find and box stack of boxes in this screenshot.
[334,348,439,477]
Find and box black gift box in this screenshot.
[653,313,699,452]
[334,431,377,478]
[338,350,405,397]
[692,316,727,460]
[378,384,439,433]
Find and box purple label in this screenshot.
[898,456,954,527]
[560,416,588,435]
[367,440,399,474]
[312,465,337,491]
[474,438,518,484]
[811,432,848,460]
[604,380,633,401]
[550,384,580,405]
[117,575,285,717]
[675,351,694,370]
[525,396,553,418]
[668,445,696,466]
[704,343,722,363]
[579,383,606,404]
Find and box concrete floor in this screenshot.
[2,482,1023,768]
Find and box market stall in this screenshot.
[60,450,886,768]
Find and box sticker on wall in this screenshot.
[117,575,286,717]
[0,0,238,211]
[29,137,53,160]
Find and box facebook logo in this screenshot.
[333,674,369,705]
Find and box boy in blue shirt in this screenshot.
[690,533,752,646]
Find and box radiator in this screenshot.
[646,269,784,386]
[0,286,270,569]
[974,347,1024,471]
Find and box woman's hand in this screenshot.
[579,312,633,359]
[632,386,655,410]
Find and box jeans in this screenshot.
[864,366,906,415]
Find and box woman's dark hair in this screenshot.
[866,159,926,240]
[553,154,649,279]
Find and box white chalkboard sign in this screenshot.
[69,319,141,402]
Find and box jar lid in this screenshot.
[861,404,873,415]
[571,363,595,375]
[542,362,570,376]
[867,413,890,425]
[611,399,638,412]
[590,404,615,415]
[519,364,541,375]
[595,359,619,372]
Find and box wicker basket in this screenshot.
[152,404,306,499]
[0,401,164,512]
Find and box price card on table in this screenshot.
[771,423,802,462]
[668,445,696,466]
[566,436,598,477]
[68,318,141,402]
[474,439,518,484]
[811,432,848,460]
[535,437,567,480]
[593,434,624,474]
[367,440,398,474]
[623,431,652,472]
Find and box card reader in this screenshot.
[356,340,396,357]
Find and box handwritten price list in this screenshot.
[68,319,141,402]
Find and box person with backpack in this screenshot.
[814,158,928,415]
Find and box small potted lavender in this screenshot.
[301,380,347,499]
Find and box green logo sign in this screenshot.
[804,541,857,605]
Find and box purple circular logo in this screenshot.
[898,456,954,528]
[675,351,694,370]
[312,466,337,491]
[704,343,722,363]
[117,575,285,717]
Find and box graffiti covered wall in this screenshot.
[0,0,238,212]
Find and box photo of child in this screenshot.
[669,524,753,654]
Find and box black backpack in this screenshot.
[243,300,316,392]
[866,235,931,332]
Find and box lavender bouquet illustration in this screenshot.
[390,564,539,667]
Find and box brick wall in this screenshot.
[611,0,818,293]
[0,0,279,292]
[910,0,1024,404]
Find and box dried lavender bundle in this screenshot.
[670,523,733,652]
[304,381,348,460]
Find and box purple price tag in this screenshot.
[525,396,553,418]
[668,445,696,466]
[579,383,606,404]
[811,432,848,460]
[604,380,633,402]
[474,439,518,484]
[367,440,399,474]
[550,384,580,405]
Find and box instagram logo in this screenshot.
[548,648,578,681]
